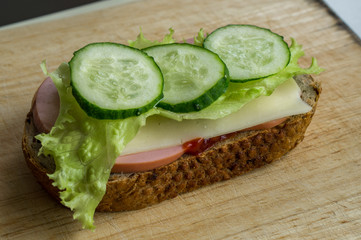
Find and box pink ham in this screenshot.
[112,145,185,173]
[32,77,60,133]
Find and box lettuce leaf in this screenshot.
[157,38,324,121]
[36,63,153,229]
[128,28,176,49]
[192,28,206,46]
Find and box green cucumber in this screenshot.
[203,24,290,82]
[143,43,229,113]
[69,42,163,119]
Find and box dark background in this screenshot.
[1,0,102,27]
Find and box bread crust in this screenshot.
[22,74,321,212]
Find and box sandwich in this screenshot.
[22,24,323,229]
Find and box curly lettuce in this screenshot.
[37,63,154,229]
[128,28,176,49]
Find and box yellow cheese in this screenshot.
[122,78,311,154]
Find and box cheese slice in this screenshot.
[122,78,311,155]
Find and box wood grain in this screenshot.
[1,0,361,239]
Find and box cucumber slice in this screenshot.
[69,42,164,119]
[203,24,290,82]
[143,43,229,113]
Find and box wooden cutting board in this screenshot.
[1,0,361,238]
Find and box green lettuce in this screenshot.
[182,28,206,46]
[36,29,323,230]
[193,28,206,46]
[128,28,176,49]
[37,62,154,229]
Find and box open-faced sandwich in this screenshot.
[22,25,323,229]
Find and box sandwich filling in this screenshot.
[33,77,307,173]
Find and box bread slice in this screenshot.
[22,74,321,212]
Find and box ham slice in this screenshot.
[32,78,285,173]
[112,145,185,173]
[32,77,60,133]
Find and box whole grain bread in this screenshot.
[22,74,321,212]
